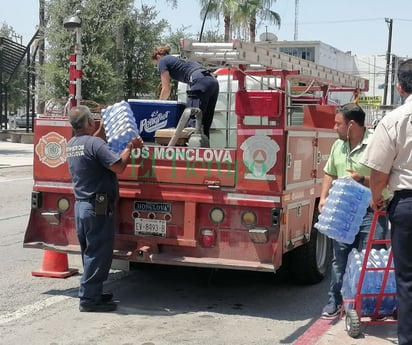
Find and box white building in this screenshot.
[263,40,403,125]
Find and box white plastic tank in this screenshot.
[178,67,281,148]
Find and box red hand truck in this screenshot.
[342,210,397,338]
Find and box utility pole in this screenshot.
[383,18,393,106]
[390,54,397,105]
[294,0,299,40]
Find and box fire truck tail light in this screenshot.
[57,198,70,212]
[164,212,172,222]
[210,207,224,223]
[200,229,217,248]
[271,208,282,227]
[241,211,256,227]
[31,191,42,209]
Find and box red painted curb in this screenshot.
[294,317,339,345]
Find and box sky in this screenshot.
[1,0,412,58]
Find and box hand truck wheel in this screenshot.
[345,309,361,338]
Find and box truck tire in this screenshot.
[285,208,331,285]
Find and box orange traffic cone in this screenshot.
[32,250,78,278]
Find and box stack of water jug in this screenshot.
[342,248,397,315]
[101,101,139,154]
[314,177,371,244]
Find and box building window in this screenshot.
[280,47,315,62]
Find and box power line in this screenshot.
[355,57,387,71]
[298,17,412,25]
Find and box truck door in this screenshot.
[285,129,317,190]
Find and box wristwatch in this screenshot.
[358,176,365,184]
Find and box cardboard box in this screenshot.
[154,127,195,146]
[128,99,186,141]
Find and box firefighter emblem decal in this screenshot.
[35,132,67,168]
[240,135,279,180]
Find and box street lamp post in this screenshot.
[63,10,82,109]
[383,18,393,107]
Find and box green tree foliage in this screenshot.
[235,0,280,42]
[198,30,225,43]
[199,0,238,43]
[123,4,168,99]
[43,0,168,105]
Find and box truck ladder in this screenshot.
[180,39,368,90]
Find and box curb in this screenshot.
[0,131,34,144]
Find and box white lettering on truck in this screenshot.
[134,146,233,163]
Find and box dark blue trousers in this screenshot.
[388,191,412,345]
[187,72,219,138]
[74,200,115,304]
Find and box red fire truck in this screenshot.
[23,40,368,284]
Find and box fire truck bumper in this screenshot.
[113,248,275,272]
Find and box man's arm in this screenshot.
[369,169,390,210]
[319,173,335,213]
[346,168,369,187]
[109,137,144,174]
[159,71,171,100]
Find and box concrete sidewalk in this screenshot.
[0,141,34,168]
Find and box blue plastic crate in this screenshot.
[128,99,186,141]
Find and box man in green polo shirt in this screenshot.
[319,103,388,318]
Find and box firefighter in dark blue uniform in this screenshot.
[151,46,219,139]
[66,105,143,312]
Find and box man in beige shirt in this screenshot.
[361,58,412,345]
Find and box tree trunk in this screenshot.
[249,16,256,43]
[224,15,231,43]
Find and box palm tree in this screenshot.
[199,0,280,43]
[235,0,280,42]
[199,0,239,42]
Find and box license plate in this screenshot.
[135,218,167,237]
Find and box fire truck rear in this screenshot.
[23,40,368,284]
